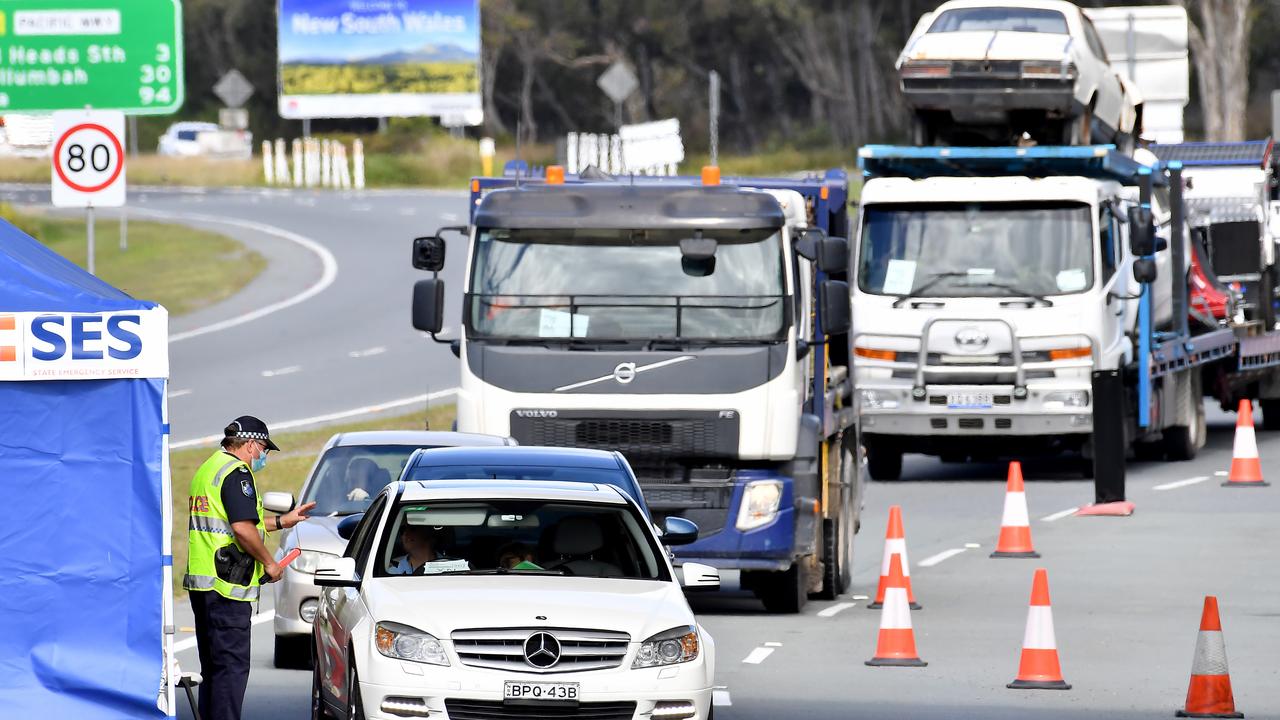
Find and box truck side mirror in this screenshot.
[819,279,851,335]
[1132,257,1157,284]
[1127,207,1155,256]
[412,236,446,272]
[817,236,849,274]
[795,227,825,261]
[412,278,445,333]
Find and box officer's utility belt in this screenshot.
[214,544,255,586]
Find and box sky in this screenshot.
[278,0,480,63]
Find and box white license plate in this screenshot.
[504,681,579,702]
[947,392,993,409]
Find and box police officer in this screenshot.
[184,416,316,720]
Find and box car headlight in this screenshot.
[735,480,783,532]
[375,622,449,666]
[291,549,338,575]
[858,389,899,410]
[899,60,952,79]
[1020,60,1077,79]
[632,626,699,669]
[1043,390,1090,408]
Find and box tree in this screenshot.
[1180,0,1253,140]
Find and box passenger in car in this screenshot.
[388,525,443,575]
[497,542,541,570]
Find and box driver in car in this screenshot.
[388,524,444,575]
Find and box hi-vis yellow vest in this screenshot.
[183,450,265,602]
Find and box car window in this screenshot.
[928,7,1068,34]
[1081,16,1109,62]
[1099,203,1119,283]
[372,499,668,581]
[176,130,199,141]
[302,445,424,516]
[345,493,388,575]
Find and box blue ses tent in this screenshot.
[0,218,176,717]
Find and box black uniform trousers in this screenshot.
[190,589,253,720]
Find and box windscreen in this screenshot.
[301,445,421,515]
[467,228,787,342]
[374,500,667,580]
[858,202,1093,298]
[408,463,628,486]
[928,8,1069,34]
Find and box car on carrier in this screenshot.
[897,0,1141,149]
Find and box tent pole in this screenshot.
[161,379,177,716]
[86,206,95,275]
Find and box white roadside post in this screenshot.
[262,140,274,185]
[321,139,332,188]
[566,133,579,174]
[292,138,303,188]
[479,137,496,177]
[353,139,366,190]
[51,110,127,276]
[274,138,290,186]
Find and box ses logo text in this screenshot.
[0,311,168,381]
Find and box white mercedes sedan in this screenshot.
[311,480,718,720]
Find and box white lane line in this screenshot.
[169,389,193,399]
[261,365,302,378]
[1041,507,1079,522]
[818,602,856,618]
[763,641,782,648]
[441,212,460,222]
[398,207,417,216]
[125,209,340,343]
[1214,471,1229,477]
[348,346,387,358]
[963,542,981,549]
[918,548,966,567]
[712,690,732,707]
[742,647,774,664]
[1153,476,1210,491]
[174,610,275,653]
[851,594,869,601]
[171,387,459,448]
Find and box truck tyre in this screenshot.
[756,564,807,614]
[1133,441,1164,462]
[816,518,849,599]
[1164,401,1205,461]
[275,634,312,670]
[866,444,902,481]
[1262,399,1280,431]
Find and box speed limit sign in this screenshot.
[51,110,127,208]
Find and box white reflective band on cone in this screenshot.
[1002,492,1031,527]
[881,588,913,629]
[1190,631,1230,676]
[1232,426,1258,458]
[881,538,911,575]
[1022,606,1058,650]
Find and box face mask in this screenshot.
[251,447,269,473]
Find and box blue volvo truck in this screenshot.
[409,165,862,612]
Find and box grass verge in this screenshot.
[169,404,457,599]
[0,205,263,316]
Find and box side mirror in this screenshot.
[678,562,720,592]
[262,492,295,514]
[819,279,851,335]
[661,516,700,546]
[336,513,364,540]
[1128,207,1155,256]
[412,278,445,334]
[412,236,446,272]
[817,236,849,274]
[1133,257,1158,284]
[795,227,825,261]
[314,557,360,588]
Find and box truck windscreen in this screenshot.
[857,202,1093,299]
[467,227,787,342]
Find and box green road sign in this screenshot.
[0,0,184,115]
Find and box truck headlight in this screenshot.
[859,389,899,410]
[736,480,783,531]
[632,626,699,669]
[375,622,449,666]
[291,549,337,575]
[1043,391,1089,408]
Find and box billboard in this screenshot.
[277,0,481,121]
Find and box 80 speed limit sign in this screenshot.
[51,110,127,208]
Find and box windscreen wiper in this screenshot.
[973,281,1055,307]
[434,568,567,576]
[891,271,970,308]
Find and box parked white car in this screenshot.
[310,480,717,720]
[157,120,253,159]
[897,0,1141,149]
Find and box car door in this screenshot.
[1078,13,1125,134]
[317,493,385,707]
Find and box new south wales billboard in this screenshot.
[277,0,481,121]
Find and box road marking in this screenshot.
[712,690,732,706]
[172,387,459,448]
[1214,471,1229,477]
[174,610,275,653]
[169,388,193,399]
[127,210,339,344]
[818,602,856,617]
[763,641,782,647]
[742,647,774,664]
[351,203,373,212]
[441,212,460,222]
[399,207,417,216]
[1154,476,1210,491]
[851,594,869,601]
[964,542,981,549]
[1041,507,1079,522]
[918,548,966,567]
[348,346,387,358]
[261,365,301,378]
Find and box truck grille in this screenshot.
[510,410,738,459]
[444,700,637,719]
[451,628,630,674]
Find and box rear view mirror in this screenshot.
[1128,207,1155,256]
[678,562,720,592]
[336,513,364,541]
[262,492,295,514]
[412,236,446,272]
[661,516,699,546]
[1132,257,1157,284]
[819,279,851,335]
[679,235,718,260]
[412,278,445,334]
[817,236,849,274]
[314,557,360,588]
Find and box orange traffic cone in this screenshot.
[991,461,1040,558]
[1224,400,1268,487]
[1008,568,1070,689]
[868,505,921,609]
[1176,596,1243,718]
[865,554,926,667]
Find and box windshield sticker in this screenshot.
[882,259,917,295]
[418,559,471,575]
[1056,269,1087,292]
[538,309,590,338]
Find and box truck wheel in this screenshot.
[816,518,850,600]
[756,564,807,614]
[866,444,902,481]
[1262,399,1280,431]
[275,634,312,670]
[1133,441,1164,462]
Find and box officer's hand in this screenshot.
[264,562,284,583]
[282,502,317,528]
